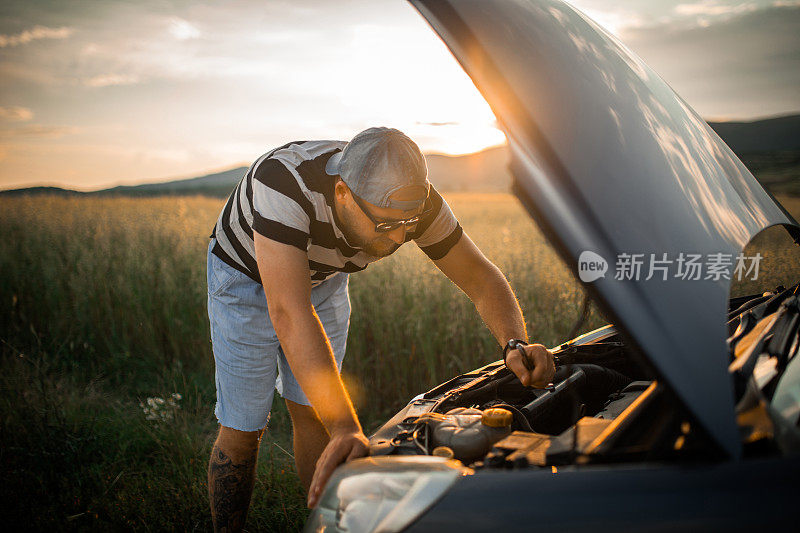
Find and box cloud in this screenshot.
[577,7,646,36]
[674,1,758,17]
[168,18,200,40]
[620,3,800,117]
[0,125,78,139]
[0,25,74,48]
[83,74,141,87]
[0,106,33,121]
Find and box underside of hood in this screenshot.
[410,0,800,459]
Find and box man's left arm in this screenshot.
[431,232,555,388]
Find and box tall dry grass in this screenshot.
[1,192,798,530]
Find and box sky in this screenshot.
[0,0,798,191]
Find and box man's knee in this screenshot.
[214,425,263,462]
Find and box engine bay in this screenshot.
[368,283,800,469]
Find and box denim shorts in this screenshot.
[206,238,350,432]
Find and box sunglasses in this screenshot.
[351,192,430,233]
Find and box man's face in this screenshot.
[334,181,425,258]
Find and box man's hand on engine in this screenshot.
[505,343,556,388]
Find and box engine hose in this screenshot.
[522,363,631,417]
[576,363,632,393]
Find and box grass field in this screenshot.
[1,193,799,531]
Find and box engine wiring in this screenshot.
[411,424,429,455]
[728,284,800,403]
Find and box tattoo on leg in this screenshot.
[208,446,257,533]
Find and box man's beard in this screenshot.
[342,227,401,258]
[362,238,401,258]
[339,208,402,258]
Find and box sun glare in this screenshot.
[336,24,506,156]
[413,122,507,156]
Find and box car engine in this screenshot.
[368,283,800,469]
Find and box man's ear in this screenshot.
[334,179,349,201]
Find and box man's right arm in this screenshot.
[253,232,368,507]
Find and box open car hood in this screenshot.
[410,0,800,458]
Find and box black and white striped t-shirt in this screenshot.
[211,140,463,286]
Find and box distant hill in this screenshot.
[3,114,798,197]
[705,114,800,196]
[0,167,249,198]
[708,114,800,153]
[100,166,249,198]
[0,186,88,197]
[425,145,511,191]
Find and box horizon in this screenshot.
[1,0,799,191]
[3,111,799,193]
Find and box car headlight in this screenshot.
[304,456,472,533]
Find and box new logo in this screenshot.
[578,251,608,283]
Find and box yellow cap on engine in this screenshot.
[432,446,454,459]
[481,408,513,427]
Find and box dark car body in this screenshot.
[304,1,800,531]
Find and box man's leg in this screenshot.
[284,398,330,491]
[208,426,263,532]
[206,241,281,532]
